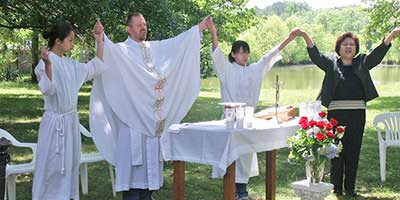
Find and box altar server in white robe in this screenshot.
[208,18,298,200]
[32,21,106,200]
[89,13,211,199]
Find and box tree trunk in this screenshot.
[31,31,39,83]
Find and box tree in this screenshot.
[0,0,256,79]
[364,0,400,41]
[258,1,311,18]
[364,0,400,63]
[166,0,257,77]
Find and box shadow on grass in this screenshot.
[337,195,396,200]
[183,96,223,122]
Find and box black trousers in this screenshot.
[122,189,154,200]
[328,109,365,193]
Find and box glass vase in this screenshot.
[305,159,326,184]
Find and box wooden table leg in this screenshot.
[173,161,185,200]
[223,163,236,200]
[266,150,277,200]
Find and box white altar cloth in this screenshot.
[161,118,299,175]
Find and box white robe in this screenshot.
[211,45,282,183]
[32,53,106,200]
[90,26,201,191]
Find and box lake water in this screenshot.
[202,65,400,91]
[264,65,400,90]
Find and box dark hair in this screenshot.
[228,40,250,63]
[335,32,359,56]
[42,21,74,48]
[126,12,144,26]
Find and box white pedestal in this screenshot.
[292,179,333,200]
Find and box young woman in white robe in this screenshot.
[32,21,107,200]
[208,18,298,200]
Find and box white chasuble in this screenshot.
[90,26,201,190]
[211,45,282,183]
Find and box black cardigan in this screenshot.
[307,42,391,108]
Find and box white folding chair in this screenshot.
[0,128,36,200]
[373,112,400,182]
[79,124,116,196]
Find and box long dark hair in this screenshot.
[42,21,74,48]
[228,40,250,63]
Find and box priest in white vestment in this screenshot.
[90,13,211,199]
[208,18,298,200]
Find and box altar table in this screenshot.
[161,118,299,200]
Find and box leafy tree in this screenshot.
[257,1,311,18]
[364,0,400,41]
[364,0,400,63]
[0,0,256,79]
[239,15,288,63]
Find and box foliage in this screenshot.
[0,66,21,81]
[1,66,400,199]
[238,2,400,65]
[364,0,400,41]
[287,112,345,164]
[255,1,311,18]
[0,0,256,79]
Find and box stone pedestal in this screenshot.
[292,179,333,200]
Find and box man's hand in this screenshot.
[93,20,104,43]
[199,16,211,32]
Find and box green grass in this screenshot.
[1,75,400,200]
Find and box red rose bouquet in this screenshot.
[288,111,345,183]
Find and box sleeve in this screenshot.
[155,25,201,51]
[253,45,282,75]
[75,56,108,83]
[151,25,201,75]
[34,60,56,96]
[211,45,231,81]
[306,45,332,72]
[364,41,392,70]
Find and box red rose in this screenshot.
[318,111,327,118]
[316,121,325,129]
[299,116,308,124]
[330,118,338,126]
[325,123,333,130]
[327,131,335,138]
[300,122,309,129]
[309,120,317,127]
[316,132,326,141]
[336,126,345,133]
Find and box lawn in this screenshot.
[0,76,399,200]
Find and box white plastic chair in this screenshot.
[373,112,400,182]
[0,128,36,200]
[79,124,116,196]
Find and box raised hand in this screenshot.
[40,47,52,80]
[288,27,304,40]
[92,20,104,43]
[391,27,400,36]
[199,16,211,32]
[385,27,400,45]
[208,16,217,34]
[40,48,51,64]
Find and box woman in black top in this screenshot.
[292,27,400,197]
